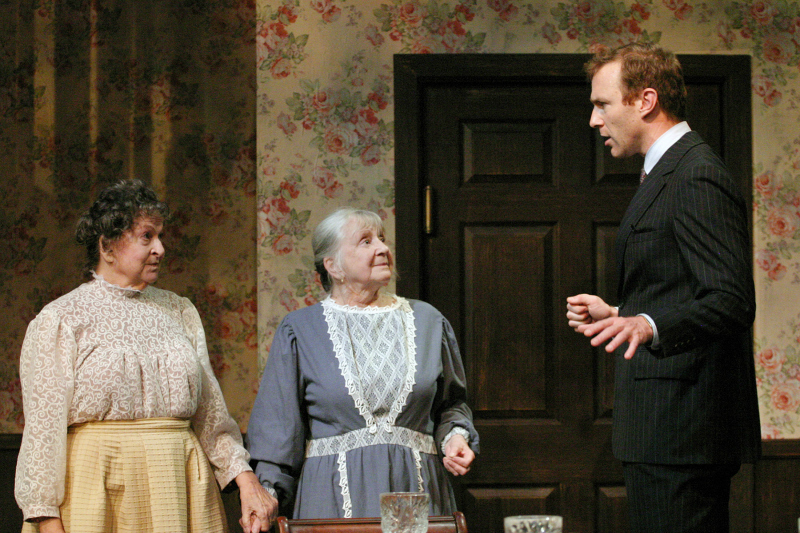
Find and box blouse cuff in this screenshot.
[24,505,61,522]
[440,426,471,454]
[215,461,252,490]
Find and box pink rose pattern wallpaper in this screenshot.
[257,0,800,439]
[0,0,259,431]
[2,0,800,440]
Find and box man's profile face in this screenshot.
[589,60,643,159]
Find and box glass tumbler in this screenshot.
[379,492,430,533]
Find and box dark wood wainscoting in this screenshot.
[755,441,800,533]
[1,434,23,530]
[2,435,799,532]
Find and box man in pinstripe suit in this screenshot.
[566,44,760,532]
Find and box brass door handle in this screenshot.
[424,185,433,235]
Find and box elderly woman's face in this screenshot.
[104,216,165,290]
[334,218,393,291]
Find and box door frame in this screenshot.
[393,51,755,532]
[393,53,753,299]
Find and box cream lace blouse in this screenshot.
[14,276,250,520]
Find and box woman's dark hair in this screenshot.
[75,179,169,278]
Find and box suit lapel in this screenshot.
[615,131,705,291]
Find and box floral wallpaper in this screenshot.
[0,0,258,432]
[256,0,800,439]
[2,0,800,441]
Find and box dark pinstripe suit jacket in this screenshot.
[613,131,761,465]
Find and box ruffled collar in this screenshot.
[91,271,146,298]
[322,293,404,313]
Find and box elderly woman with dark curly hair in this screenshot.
[15,179,276,533]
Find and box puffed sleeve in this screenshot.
[246,316,307,509]
[433,316,480,454]
[183,301,251,489]
[15,309,76,521]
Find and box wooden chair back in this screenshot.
[277,511,468,533]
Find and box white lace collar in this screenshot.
[322,293,401,312]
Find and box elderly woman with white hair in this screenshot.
[247,207,478,518]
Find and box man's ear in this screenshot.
[639,87,659,117]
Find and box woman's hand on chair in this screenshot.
[236,471,279,532]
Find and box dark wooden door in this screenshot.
[394,54,752,533]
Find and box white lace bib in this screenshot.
[321,295,417,433]
[320,296,426,517]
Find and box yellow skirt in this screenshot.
[23,418,228,533]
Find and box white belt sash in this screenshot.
[305,426,435,517]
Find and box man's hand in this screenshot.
[566,294,616,329]
[566,294,653,359]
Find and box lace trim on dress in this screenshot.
[412,449,424,492]
[321,296,422,517]
[390,298,417,431]
[321,291,399,312]
[323,299,378,431]
[440,426,471,454]
[305,426,437,458]
[321,295,417,434]
[337,452,352,518]
[309,426,435,518]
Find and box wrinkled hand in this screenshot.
[236,471,278,533]
[37,518,66,533]
[442,434,474,476]
[566,294,615,330]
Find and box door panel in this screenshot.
[465,225,554,416]
[394,54,752,533]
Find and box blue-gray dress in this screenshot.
[247,295,479,518]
